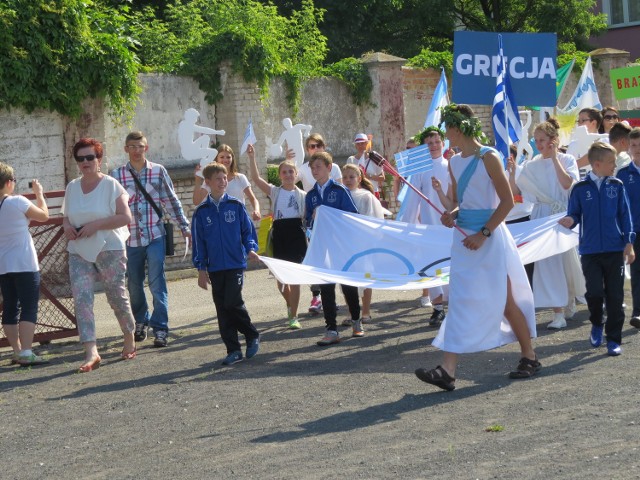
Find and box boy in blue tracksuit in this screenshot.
[192,163,260,365]
[616,127,640,328]
[559,142,635,356]
[305,151,362,345]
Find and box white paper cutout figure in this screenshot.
[516,110,534,164]
[178,108,225,178]
[566,125,608,161]
[268,118,311,167]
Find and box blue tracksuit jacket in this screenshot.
[566,176,635,255]
[192,193,258,272]
[305,178,358,228]
[616,162,640,233]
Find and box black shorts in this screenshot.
[0,271,41,324]
[272,218,307,263]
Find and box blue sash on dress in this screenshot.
[456,146,496,231]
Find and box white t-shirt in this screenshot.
[269,185,305,220]
[62,176,130,261]
[297,162,342,192]
[0,195,39,274]
[347,153,384,192]
[199,173,253,209]
[227,173,250,202]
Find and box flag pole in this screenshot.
[500,35,509,158]
[368,151,468,237]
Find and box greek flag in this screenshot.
[492,34,522,164]
[240,117,257,155]
[394,144,433,177]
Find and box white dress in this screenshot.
[432,152,536,353]
[349,188,385,219]
[398,156,449,225]
[516,153,583,307]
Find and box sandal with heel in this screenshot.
[415,365,456,391]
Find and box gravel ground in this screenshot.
[1,267,640,480]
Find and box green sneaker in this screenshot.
[288,317,301,330]
[17,353,49,366]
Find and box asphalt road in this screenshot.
[1,266,640,479]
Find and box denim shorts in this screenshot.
[0,271,41,324]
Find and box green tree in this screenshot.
[446,0,607,50]
[270,0,453,62]
[268,0,607,60]
[0,0,140,119]
[129,0,328,112]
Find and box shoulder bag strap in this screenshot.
[129,168,164,220]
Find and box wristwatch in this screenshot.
[480,226,491,237]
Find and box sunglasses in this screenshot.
[75,154,97,162]
[307,143,323,150]
[603,114,619,120]
[10,177,17,182]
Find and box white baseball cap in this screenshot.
[354,133,368,143]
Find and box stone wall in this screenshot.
[0,109,65,193]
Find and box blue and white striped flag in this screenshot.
[492,34,522,165]
[394,144,433,177]
[240,117,257,155]
[424,68,449,128]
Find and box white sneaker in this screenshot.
[420,296,432,308]
[547,313,567,330]
[564,300,576,319]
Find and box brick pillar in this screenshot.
[590,48,631,109]
[362,53,407,162]
[63,97,106,183]
[217,63,270,217]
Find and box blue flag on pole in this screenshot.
[424,68,449,128]
[492,34,522,164]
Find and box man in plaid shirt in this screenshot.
[111,131,191,347]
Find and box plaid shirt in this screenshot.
[111,160,190,247]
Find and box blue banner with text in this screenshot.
[453,31,557,107]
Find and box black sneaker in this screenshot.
[153,329,168,347]
[134,323,148,342]
[429,308,445,327]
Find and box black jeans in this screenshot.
[320,283,360,332]
[209,269,259,353]
[581,252,625,344]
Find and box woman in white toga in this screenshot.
[415,104,539,391]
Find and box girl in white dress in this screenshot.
[193,145,261,220]
[511,119,583,329]
[415,104,539,391]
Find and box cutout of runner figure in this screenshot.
[268,118,312,168]
[178,108,225,178]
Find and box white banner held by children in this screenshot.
[259,206,579,290]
